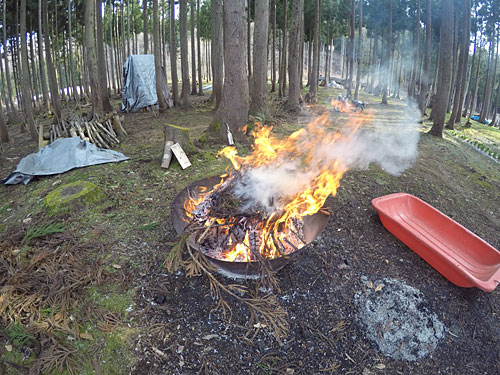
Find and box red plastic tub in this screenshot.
[372,193,500,292]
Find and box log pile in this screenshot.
[48,111,127,149]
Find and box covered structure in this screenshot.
[121,55,173,112]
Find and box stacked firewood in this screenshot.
[48,111,127,149]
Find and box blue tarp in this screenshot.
[121,55,173,112]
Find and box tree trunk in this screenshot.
[347,0,355,97]
[29,31,40,110]
[4,0,21,123]
[279,0,288,97]
[0,95,8,143]
[20,0,38,139]
[190,0,197,94]
[270,0,276,92]
[96,0,113,113]
[247,0,252,79]
[308,0,320,100]
[381,0,392,104]
[211,0,223,110]
[479,32,498,123]
[197,0,203,95]
[215,0,249,142]
[408,0,421,99]
[286,0,303,112]
[418,0,431,115]
[251,0,270,114]
[469,38,483,117]
[463,29,478,118]
[354,0,363,100]
[169,0,179,105]
[67,0,79,102]
[143,0,149,54]
[429,0,454,137]
[448,0,470,128]
[179,0,191,107]
[153,0,168,111]
[85,0,101,113]
[42,0,61,121]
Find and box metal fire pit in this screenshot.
[171,176,329,279]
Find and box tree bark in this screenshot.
[190,0,197,94]
[20,0,38,139]
[143,0,149,54]
[286,0,303,112]
[408,0,421,99]
[479,32,498,123]
[197,0,203,95]
[381,0,392,104]
[354,0,363,100]
[279,0,288,97]
[85,0,101,113]
[448,0,470,127]
[211,0,223,110]
[96,0,113,113]
[270,0,277,92]
[418,0,431,114]
[153,0,168,111]
[429,0,454,137]
[251,0,270,114]
[4,0,20,123]
[179,0,191,107]
[347,0,355,97]
[215,0,249,142]
[42,0,61,121]
[169,0,179,105]
[247,0,252,79]
[308,0,320,100]
[0,95,8,143]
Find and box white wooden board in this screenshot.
[170,143,191,169]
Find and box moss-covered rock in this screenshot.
[44,180,105,216]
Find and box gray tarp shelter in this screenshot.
[121,54,173,112]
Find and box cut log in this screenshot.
[111,112,127,136]
[161,141,175,168]
[163,124,198,155]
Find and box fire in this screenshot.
[184,109,372,262]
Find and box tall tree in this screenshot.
[381,0,392,105]
[153,0,168,111]
[67,0,79,101]
[211,0,223,110]
[197,0,203,95]
[169,0,179,105]
[429,0,454,137]
[20,0,38,139]
[279,0,287,97]
[418,0,431,114]
[308,0,320,101]
[354,0,363,100]
[97,0,113,113]
[286,0,303,112]
[43,0,61,122]
[85,0,101,113]
[448,0,471,127]
[4,0,20,123]
[270,0,277,92]
[215,0,249,141]
[143,0,149,54]
[251,0,270,114]
[37,0,50,106]
[179,0,191,107]
[191,0,197,94]
[347,0,355,97]
[408,0,421,99]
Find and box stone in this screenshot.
[44,180,105,216]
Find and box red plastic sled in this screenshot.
[372,193,500,292]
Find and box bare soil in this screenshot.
[1,90,499,375]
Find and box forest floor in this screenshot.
[0,86,499,375]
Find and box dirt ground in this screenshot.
[1,88,499,375]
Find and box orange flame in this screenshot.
[185,109,372,261]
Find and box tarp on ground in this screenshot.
[1,137,129,185]
[121,54,173,112]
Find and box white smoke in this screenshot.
[233,100,421,214]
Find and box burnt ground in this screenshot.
[0,88,499,375]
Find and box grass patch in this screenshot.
[22,222,65,245]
